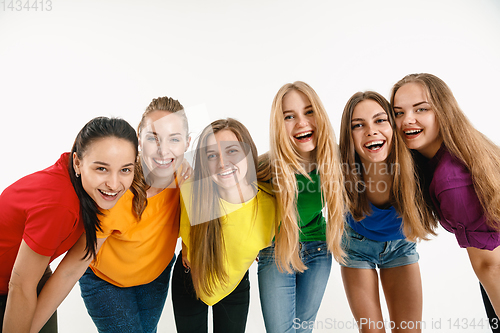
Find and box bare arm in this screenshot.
[29,234,107,333]
[467,246,500,314]
[3,240,50,332]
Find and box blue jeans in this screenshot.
[79,255,175,333]
[258,241,332,333]
[341,224,419,269]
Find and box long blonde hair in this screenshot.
[189,118,258,297]
[391,73,500,230]
[340,91,436,240]
[258,81,345,273]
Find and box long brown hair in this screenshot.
[340,91,436,240]
[134,96,189,219]
[391,73,500,230]
[258,81,346,273]
[189,118,258,297]
[69,117,140,259]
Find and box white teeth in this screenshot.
[154,158,173,165]
[365,140,384,148]
[405,129,423,134]
[219,169,236,176]
[100,190,118,196]
[295,131,312,139]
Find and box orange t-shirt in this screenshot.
[90,187,180,287]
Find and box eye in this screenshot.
[394,111,403,117]
[96,167,107,172]
[227,149,239,154]
[305,109,314,116]
[375,118,388,124]
[284,114,294,121]
[146,135,158,142]
[351,123,362,130]
[416,108,428,112]
[170,137,181,143]
[121,167,133,173]
[207,153,217,160]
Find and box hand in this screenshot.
[181,242,191,272]
[178,158,192,185]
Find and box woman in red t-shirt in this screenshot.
[0,117,140,332]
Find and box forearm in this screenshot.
[29,234,105,333]
[3,284,37,332]
[468,246,500,314]
[474,265,500,314]
[29,263,89,333]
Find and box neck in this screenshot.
[218,182,256,204]
[361,161,393,206]
[146,174,176,198]
[419,137,443,159]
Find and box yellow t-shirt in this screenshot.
[180,182,276,306]
[91,188,180,287]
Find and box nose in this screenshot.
[295,114,308,128]
[366,124,377,136]
[157,140,171,156]
[402,111,416,126]
[106,173,119,190]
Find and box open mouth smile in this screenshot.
[403,129,423,138]
[98,189,120,200]
[218,168,237,177]
[364,140,385,151]
[293,131,314,142]
[153,158,174,167]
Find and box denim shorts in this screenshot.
[341,224,419,269]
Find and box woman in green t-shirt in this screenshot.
[257,81,345,333]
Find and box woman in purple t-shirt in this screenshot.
[391,73,500,331]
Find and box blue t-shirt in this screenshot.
[347,203,405,242]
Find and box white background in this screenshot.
[1,0,500,332]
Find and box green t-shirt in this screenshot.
[296,170,326,241]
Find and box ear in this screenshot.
[185,136,192,152]
[73,152,81,174]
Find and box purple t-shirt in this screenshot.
[427,145,500,250]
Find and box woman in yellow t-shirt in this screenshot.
[172,118,275,333]
[78,96,191,333]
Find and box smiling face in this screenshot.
[351,99,393,165]
[139,111,190,185]
[206,129,249,191]
[282,89,317,161]
[393,82,442,158]
[73,137,136,210]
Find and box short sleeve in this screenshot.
[23,205,78,256]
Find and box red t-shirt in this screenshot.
[0,153,84,294]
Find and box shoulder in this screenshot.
[432,150,472,191]
[2,153,78,210]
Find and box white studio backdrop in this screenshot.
[1,0,500,332]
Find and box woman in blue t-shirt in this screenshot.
[339,91,435,332]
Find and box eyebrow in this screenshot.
[393,101,429,109]
[351,112,387,123]
[92,161,135,167]
[283,105,313,113]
